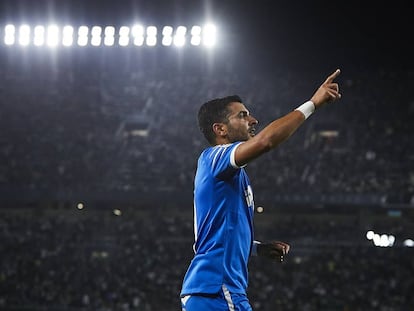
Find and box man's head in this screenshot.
[198,95,258,145]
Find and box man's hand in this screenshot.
[257,241,290,263]
[311,68,342,109]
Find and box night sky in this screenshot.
[0,0,412,71]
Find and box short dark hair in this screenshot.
[197,95,243,145]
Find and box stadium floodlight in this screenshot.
[119,26,130,46]
[372,233,381,246]
[91,26,102,46]
[387,235,395,247]
[4,24,16,45]
[18,24,31,46]
[77,26,89,46]
[146,26,157,46]
[370,231,396,247]
[104,26,115,46]
[62,25,74,46]
[162,26,173,46]
[33,25,45,46]
[380,234,389,247]
[190,25,201,46]
[203,24,216,47]
[46,25,59,47]
[131,24,144,46]
[403,239,414,247]
[173,26,186,47]
[366,230,375,240]
[3,23,219,48]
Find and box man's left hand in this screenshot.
[257,241,290,262]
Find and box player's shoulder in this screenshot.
[202,142,240,158]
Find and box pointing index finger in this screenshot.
[325,68,341,83]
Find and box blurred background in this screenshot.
[0,0,413,310]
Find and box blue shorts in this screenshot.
[181,285,252,311]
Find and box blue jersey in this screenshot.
[180,142,255,296]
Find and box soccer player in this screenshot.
[180,69,342,310]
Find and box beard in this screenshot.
[226,126,252,142]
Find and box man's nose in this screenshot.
[249,116,258,125]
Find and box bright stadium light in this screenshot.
[33,25,45,46]
[113,209,122,216]
[380,234,390,247]
[173,26,186,47]
[388,235,395,247]
[104,26,115,46]
[403,239,414,247]
[47,25,59,47]
[77,26,89,46]
[146,26,157,46]
[62,25,74,46]
[190,25,201,46]
[3,23,219,48]
[4,24,16,45]
[131,24,144,46]
[91,26,102,46]
[372,233,381,246]
[119,26,130,46]
[203,24,216,47]
[131,25,144,46]
[162,26,173,46]
[19,24,31,46]
[368,230,396,247]
[366,230,375,240]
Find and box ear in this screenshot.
[212,123,227,137]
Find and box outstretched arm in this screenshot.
[234,69,341,166]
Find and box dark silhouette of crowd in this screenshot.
[0,44,413,311]
[0,48,413,206]
[1,206,413,311]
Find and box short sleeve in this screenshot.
[203,142,245,179]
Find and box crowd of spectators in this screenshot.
[0,45,413,310]
[1,206,413,311]
[0,49,413,206]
